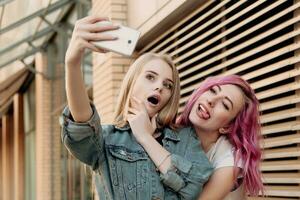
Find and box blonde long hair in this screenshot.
[113,53,180,129]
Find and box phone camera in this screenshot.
[128,40,132,44]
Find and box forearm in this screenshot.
[198,168,236,200]
[139,135,171,174]
[64,15,117,122]
[65,63,92,122]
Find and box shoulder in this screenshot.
[88,124,119,140]
[214,136,233,153]
[103,125,145,151]
[208,136,235,169]
[101,124,131,138]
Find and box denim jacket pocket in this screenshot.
[108,145,148,162]
[107,145,149,199]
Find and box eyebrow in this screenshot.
[216,85,234,109]
[146,70,174,84]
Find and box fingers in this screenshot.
[80,40,108,53]
[81,23,119,33]
[130,96,143,108]
[76,16,119,34]
[151,114,158,130]
[74,15,119,42]
[131,97,149,116]
[79,32,118,41]
[79,16,109,24]
[131,96,142,104]
[126,114,135,125]
[128,107,139,115]
[70,15,120,54]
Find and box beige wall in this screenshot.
[127,0,186,36]
[127,0,204,36]
[127,0,168,27]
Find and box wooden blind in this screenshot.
[139,0,300,198]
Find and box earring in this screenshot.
[219,128,226,134]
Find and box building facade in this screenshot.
[0,0,300,199]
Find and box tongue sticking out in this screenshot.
[198,104,210,119]
[148,97,159,105]
[201,111,210,119]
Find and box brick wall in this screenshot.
[35,51,64,200]
[92,0,132,125]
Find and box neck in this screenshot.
[194,126,220,153]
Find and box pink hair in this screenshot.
[177,75,264,196]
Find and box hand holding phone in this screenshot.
[93,21,140,56]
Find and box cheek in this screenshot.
[214,111,232,126]
[188,105,198,123]
[131,82,139,94]
[132,84,145,97]
[161,91,172,104]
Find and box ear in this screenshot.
[219,127,229,135]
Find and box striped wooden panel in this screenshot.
[139,0,300,198]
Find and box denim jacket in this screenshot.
[60,104,213,200]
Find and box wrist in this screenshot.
[65,59,82,71]
[156,153,171,172]
[65,50,84,68]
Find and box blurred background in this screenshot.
[0,0,300,199]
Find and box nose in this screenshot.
[154,82,163,92]
[207,95,220,107]
[207,98,214,107]
[155,87,162,92]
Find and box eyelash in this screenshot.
[223,103,229,110]
[146,74,155,81]
[164,82,173,90]
[146,74,173,90]
[210,87,217,94]
[210,87,230,110]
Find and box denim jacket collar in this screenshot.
[114,124,130,131]
[114,125,180,142]
[163,128,180,142]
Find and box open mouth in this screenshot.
[147,96,159,105]
[198,104,210,119]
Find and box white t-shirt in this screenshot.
[205,136,246,200]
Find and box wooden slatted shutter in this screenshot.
[139,1,300,198]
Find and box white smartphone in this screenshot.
[93,21,141,56]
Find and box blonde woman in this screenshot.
[60,15,212,200]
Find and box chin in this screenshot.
[148,111,157,118]
[189,114,199,123]
[145,105,157,117]
[151,109,161,118]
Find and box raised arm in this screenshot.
[65,15,118,122]
[60,16,119,168]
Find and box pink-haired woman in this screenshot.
[177,75,264,200]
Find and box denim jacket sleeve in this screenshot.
[59,104,105,170]
[159,128,213,199]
